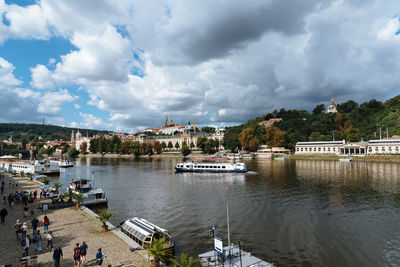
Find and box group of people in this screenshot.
[15,215,53,256]
[72,242,107,267]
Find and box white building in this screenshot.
[295,140,345,155]
[326,98,338,113]
[367,139,400,155]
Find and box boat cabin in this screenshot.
[120,217,173,248]
[69,178,92,193]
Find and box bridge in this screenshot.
[0,149,35,159]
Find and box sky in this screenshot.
[0,0,399,132]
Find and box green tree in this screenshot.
[309,132,321,142]
[189,141,195,149]
[167,141,173,149]
[42,177,49,185]
[172,253,201,267]
[89,139,97,153]
[119,141,131,154]
[21,138,27,150]
[67,147,79,159]
[111,135,121,153]
[312,104,326,115]
[175,142,180,149]
[145,238,173,267]
[264,126,287,147]
[337,100,358,113]
[202,127,216,134]
[97,209,115,231]
[161,142,167,149]
[196,137,208,153]
[345,125,361,142]
[52,182,63,193]
[147,143,154,155]
[130,141,141,157]
[181,144,191,157]
[73,192,83,208]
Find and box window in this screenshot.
[382,147,385,151]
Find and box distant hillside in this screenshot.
[0,123,109,142]
[223,95,400,151]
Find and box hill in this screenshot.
[0,123,109,143]
[223,95,400,151]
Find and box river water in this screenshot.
[55,158,400,267]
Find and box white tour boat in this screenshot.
[68,178,107,206]
[175,161,248,173]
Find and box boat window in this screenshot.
[222,166,226,169]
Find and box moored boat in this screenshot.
[68,178,107,206]
[120,217,175,251]
[175,161,248,173]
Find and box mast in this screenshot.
[227,203,232,266]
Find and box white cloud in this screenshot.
[79,112,110,129]
[30,64,55,89]
[37,89,75,114]
[0,57,22,86]
[74,103,80,109]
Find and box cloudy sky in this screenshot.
[0,0,399,131]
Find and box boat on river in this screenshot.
[175,160,248,173]
[339,157,352,162]
[68,178,107,206]
[120,217,175,251]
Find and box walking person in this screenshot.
[14,219,22,239]
[53,245,63,267]
[96,248,105,267]
[23,203,29,217]
[22,235,30,257]
[43,215,50,232]
[21,222,28,240]
[80,241,88,264]
[73,243,81,267]
[34,230,42,252]
[46,231,53,250]
[31,216,39,235]
[0,206,7,223]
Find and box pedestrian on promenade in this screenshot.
[14,219,22,239]
[22,235,30,257]
[34,230,42,252]
[53,245,63,267]
[80,241,88,264]
[21,222,28,240]
[46,231,53,250]
[43,215,50,232]
[34,190,37,199]
[0,206,7,223]
[1,184,4,194]
[16,181,18,187]
[23,203,29,217]
[73,243,81,267]
[96,248,105,266]
[31,216,39,235]
[3,193,6,205]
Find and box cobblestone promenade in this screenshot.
[0,173,149,267]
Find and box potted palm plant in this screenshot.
[145,238,173,267]
[52,182,63,193]
[72,192,83,208]
[97,209,114,231]
[172,253,201,267]
[66,189,74,202]
[42,176,50,185]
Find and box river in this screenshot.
[55,158,400,267]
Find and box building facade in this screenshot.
[367,139,400,155]
[295,140,345,155]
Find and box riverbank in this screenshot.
[289,154,400,162]
[0,173,149,266]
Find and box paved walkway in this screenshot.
[0,173,149,266]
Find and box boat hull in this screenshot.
[175,168,247,173]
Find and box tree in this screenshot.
[167,141,173,149]
[111,135,121,153]
[130,141,141,157]
[309,132,321,142]
[175,142,180,149]
[153,141,163,154]
[202,127,216,134]
[147,143,154,155]
[248,137,259,152]
[161,142,167,149]
[196,137,208,153]
[119,141,131,154]
[145,238,173,267]
[66,189,74,202]
[334,113,344,131]
[67,147,79,159]
[73,192,83,208]
[79,142,88,154]
[204,139,219,154]
[21,138,27,150]
[239,128,256,151]
[189,141,195,149]
[181,144,191,157]
[42,177,49,185]
[345,125,361,142]
[52,182,63,193]
[172,253,201,267]
[312,104,326,115]
[264,126,287,147]
[337,100,358,113]
[89,139,97,153]
[97,209,114,231]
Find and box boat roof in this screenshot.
[199,246,273,267]
[123,217,169,236]
[70,178,90,182]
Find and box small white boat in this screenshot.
[339,157,352,162]
[68,178,107,206]
[175,161,248,173]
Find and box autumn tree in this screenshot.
[152,141,163,154]
[239,128,259,151]
[79,142,88,154]
[264,126,287,148]
[345,125,361,142]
